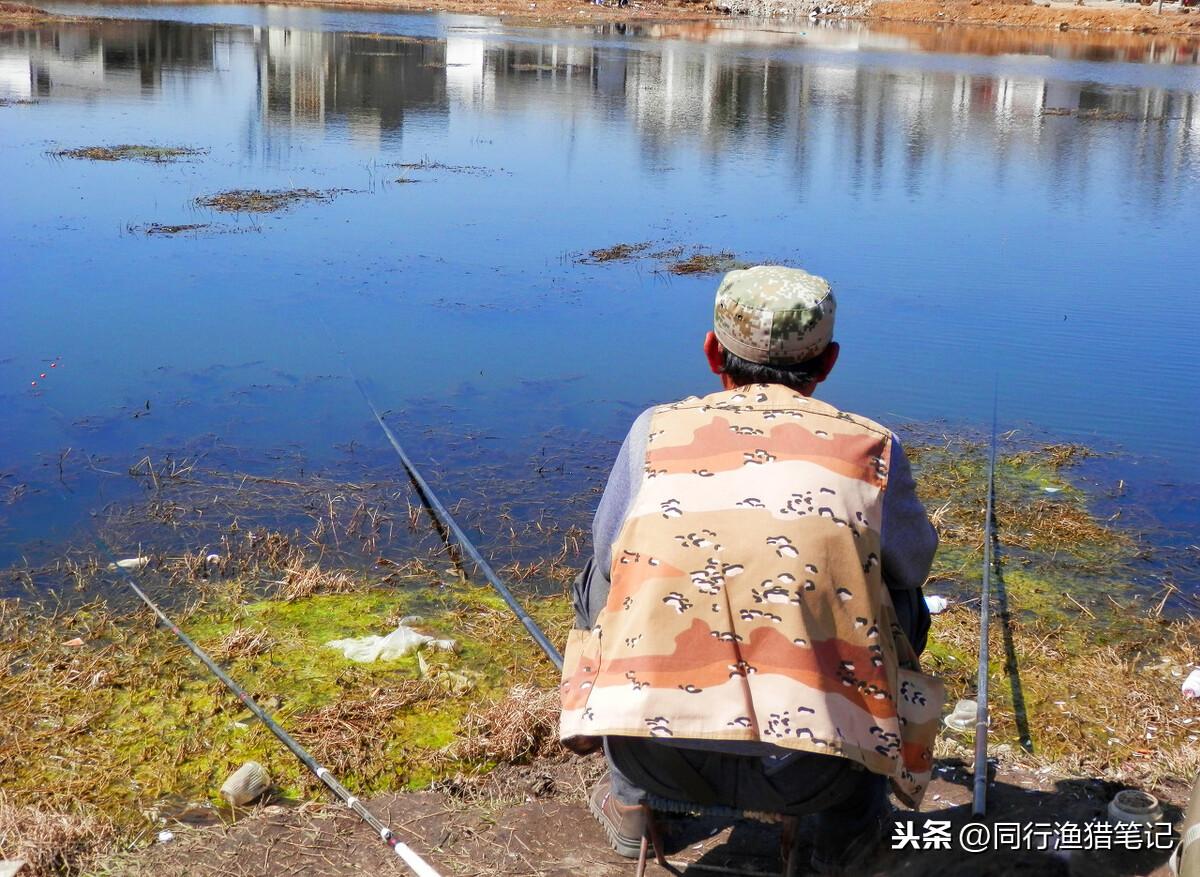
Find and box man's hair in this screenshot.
[722,348,825,393]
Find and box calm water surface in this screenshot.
[1,6,1197,588]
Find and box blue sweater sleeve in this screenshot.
[571,408,653,629]
[880,435,938,591]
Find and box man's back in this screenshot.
[561,384,942,806]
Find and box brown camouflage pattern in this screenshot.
[560,385,944,808]
[713,266,836,365]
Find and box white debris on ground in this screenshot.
[326,623,456,663]
[106,557,150,571]
[709,0,870,18]
[1183,668,1200,699]
[925,594,949,614]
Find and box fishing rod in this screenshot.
[973,391,999,817]
[96,539,442,877]
[345,372,564,672]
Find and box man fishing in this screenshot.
[560,265,945,875]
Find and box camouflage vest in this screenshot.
[560,384,944,807]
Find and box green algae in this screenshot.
[0,574,568,833]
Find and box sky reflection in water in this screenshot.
[1,7,1197,581]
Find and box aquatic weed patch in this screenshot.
[908,436,1200,785]
[52,145,206,163]
[577,240,749,274]
[580,241,653,263]
[665,249,743,275]
[194,188,347,213]
[907,437,1127,562]
[393,157,501,176]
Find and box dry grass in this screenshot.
[212,626,275,659]
[276,563,360,602]
[291,681,445,783]
[0,793,114,877]
[927,604,1200,787]
[453,684,563,763]
[53,145,204,163]
[194,189,341,213]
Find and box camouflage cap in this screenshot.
[713,265,836,366]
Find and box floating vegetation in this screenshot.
[907,438,1126,560]
[52,144,206,163]
[194,188,344,213]
[393,157,499,175]
[582,241,653,263]
[578,240,749,275]
[135,223,210,237]
[666,249,743,276]
[1075,108,1146,122]
[1040,107,1162,122]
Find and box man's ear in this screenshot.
[703,332,725,375]
[811,342,840,383]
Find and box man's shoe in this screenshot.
[588,774,646,859]
[809,802,893,876]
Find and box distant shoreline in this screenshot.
[6,0,1200,37]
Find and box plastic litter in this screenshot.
[1108,789,1163,826]
[326,624,455,663]
[925,594,949,614]
[156,830,174,844]
[944,699,978,733]
[1183,669,1200,699]
[220,761,270,806]
[107,556,149,571]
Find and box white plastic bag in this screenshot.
[925,595,949,615]
[326,624,455,663]
[1182,668,1200,699]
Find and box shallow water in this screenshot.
[1,6,1198,589]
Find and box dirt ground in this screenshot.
[6,0,1200,34]
[107,756,1186,876]
[868,0,1200,36]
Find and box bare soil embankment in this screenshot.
[867,0,1200,36]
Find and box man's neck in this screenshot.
[720,376,817,397]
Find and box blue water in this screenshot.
[1,6,1197,588]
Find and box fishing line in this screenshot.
[973,386,999,817]
[340,363,564,671]
[94,537,443,877]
